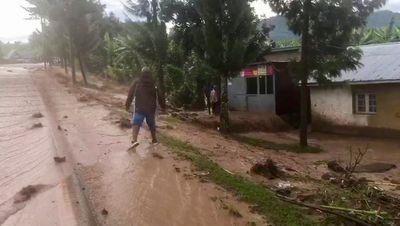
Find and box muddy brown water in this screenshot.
[0,64,262,226]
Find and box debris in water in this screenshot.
[7,70,12,72]
[63,115,68,119]
[327,160,346,173]
[101,208,108,216]
[14,185,46,203]
[152,152,164,159]
[57,125,62,131]
[250,158,281,179]
[194,171,210,176]
[32,123,43,129]
[54,156,66,163]
[174,167,181,173]
[32,112,43,118]
[276,182,292,196]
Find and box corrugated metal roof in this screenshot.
[330,42,400,84]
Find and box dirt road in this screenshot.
[0,64,263,226]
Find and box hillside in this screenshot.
[266,10,400,41]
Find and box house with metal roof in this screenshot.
[309,42,400,136]
[228,47,301,115]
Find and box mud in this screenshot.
[355,162,397,173]
[0,64,93,226]
[34,66,266,226]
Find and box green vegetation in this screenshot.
[164,0,270,131]
[158,133,318,226]
[229,134,322,154]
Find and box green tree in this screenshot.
[25,0,105,85]
[125,0,169,107]
[267,0,386,146]
[193,0,269,132]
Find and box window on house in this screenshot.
[356,93,377,114]
[266,75,274,94]
[259,76,266,94]
[246,77,258,94]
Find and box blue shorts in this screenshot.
[132,112,156,130]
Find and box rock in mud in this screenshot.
[78,96,89,102]
[390,179,400,184]
[101,208,109,216]
[54,156,66,163]
[32,112,44,118]
[119,118,132,129]
[321,172,338,181]
[327,160,346,173]
[354,163,396,173]
[250,158,282,179]
[31,123,43,129]
[152,152,164,159]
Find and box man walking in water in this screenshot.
[125,67,164,148]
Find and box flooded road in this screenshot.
[0,65,93,225]
[0,64,262,226]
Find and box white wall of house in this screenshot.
[310,86,368,126]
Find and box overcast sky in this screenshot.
[1,0,399,43]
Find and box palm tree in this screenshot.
[125,0,168,107]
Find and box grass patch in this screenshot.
[159,133,319,226]
[230,134,322,153]
[160,115,181,126]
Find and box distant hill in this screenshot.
[266,10,400,41]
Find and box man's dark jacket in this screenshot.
[125,74,163,114]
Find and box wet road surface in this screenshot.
[0,64,262,226]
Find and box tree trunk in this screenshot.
[299,0,311,147]
[78,51,88,86]
[63,57,68,74]
[156,63,166,108]
[219,76,230,132]
[69,37,76,84]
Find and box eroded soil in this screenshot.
[0,64,266,226]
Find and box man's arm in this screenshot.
[125,81,137,111]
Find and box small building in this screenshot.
[309,42,400,136]
[228,47,301,116]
